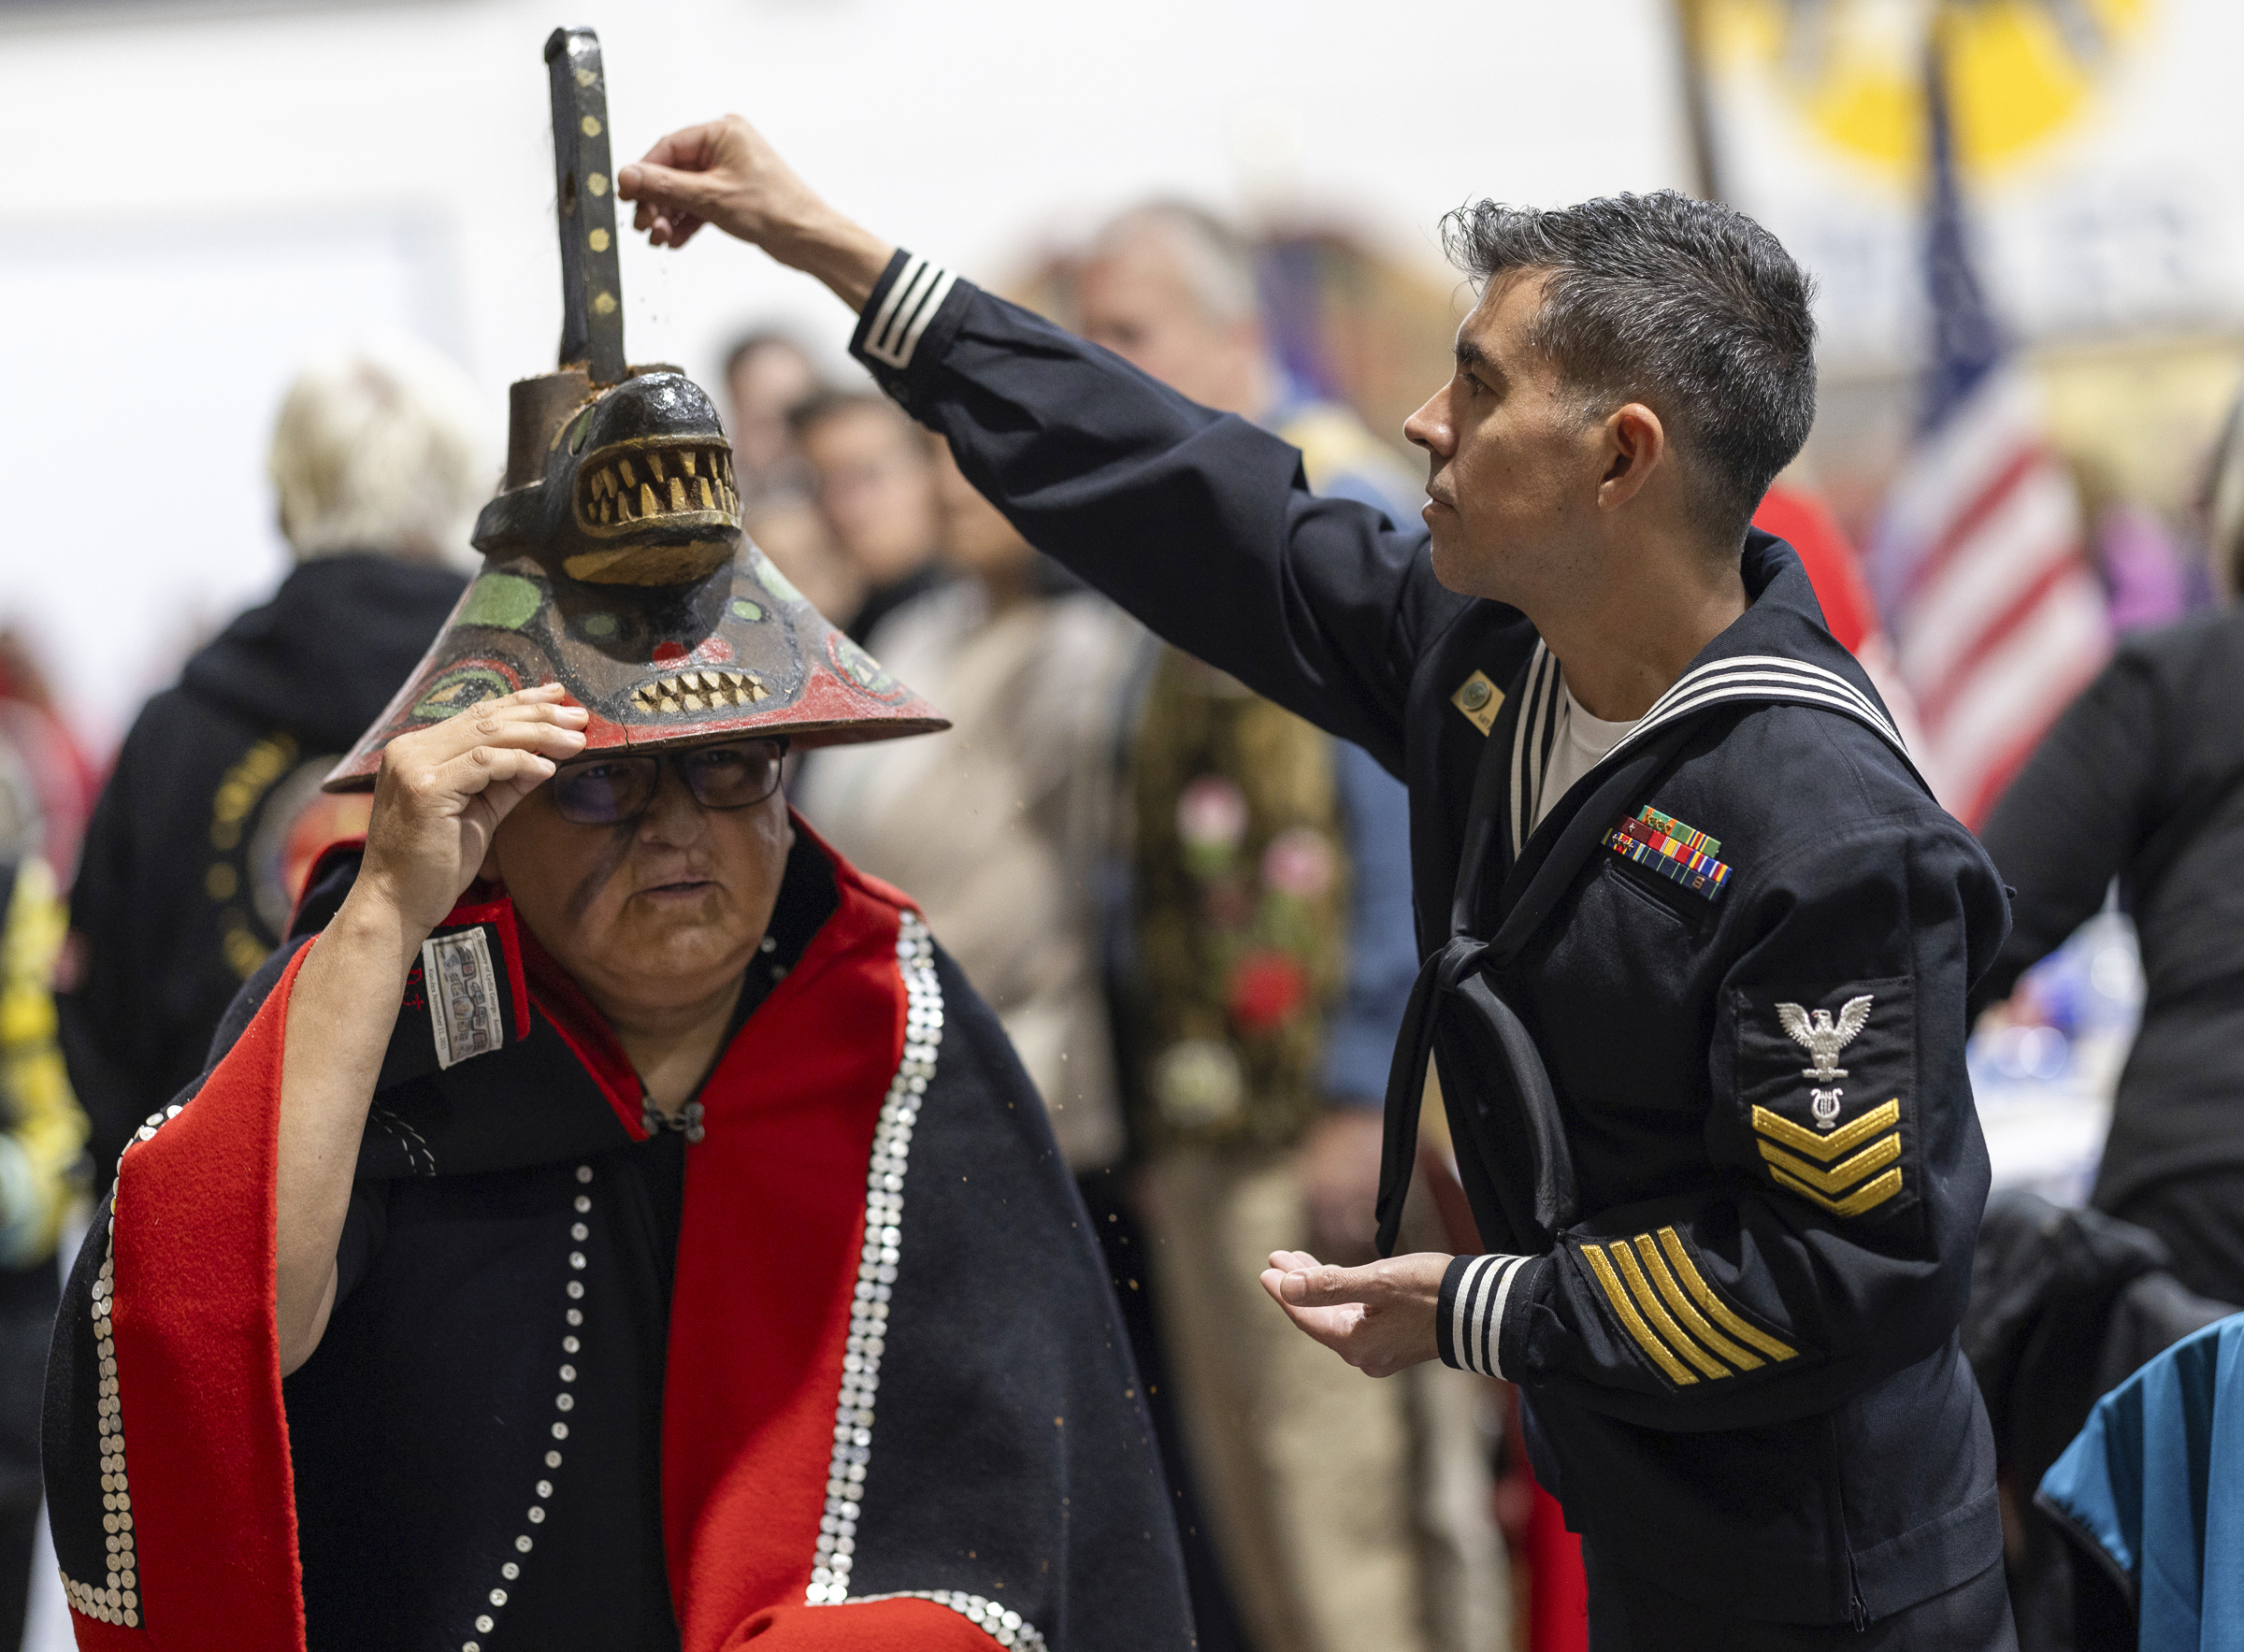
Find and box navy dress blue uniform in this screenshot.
[849,251,2015,1645]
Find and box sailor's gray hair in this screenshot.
[269,337,488,564]
[1444,191,1818,540]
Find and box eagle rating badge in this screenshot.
[1735,980,1913,1222]
[1777,993,1873,1129]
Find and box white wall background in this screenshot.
[0,0,1694,755]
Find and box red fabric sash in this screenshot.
[105,942,312,1651]
[82,829,998,1650]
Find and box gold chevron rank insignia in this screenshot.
[1753,1098,1905,1217]
[1577,1227,1797,1386]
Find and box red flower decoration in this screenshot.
[1228,950,1308,1034]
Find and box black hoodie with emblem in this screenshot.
[845,256,2012,1630]
[59,553,466,1193]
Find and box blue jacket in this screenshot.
[2038,1313,2244,1648]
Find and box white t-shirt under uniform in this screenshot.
[1532,680,1641,833]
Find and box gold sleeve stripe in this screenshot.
[1757,1130,1902,1197]
[1631,1235,1763,1371]
[1771,1165,1905,1219]
[1582,1243,1699,1385]
[1655,1228,1797,1362]
[1609,1237,1731,1379]
[1751,1099,1900,1161]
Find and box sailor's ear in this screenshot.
[1596,403,1667,510]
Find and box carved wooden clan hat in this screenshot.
[325,28,944,791]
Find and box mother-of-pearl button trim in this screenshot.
[805,914,938,1606]
[459,1161,595,1652]
[798,919,1046,1650]
[62,1240,140,1627]
[842,1589,1048,1650]
[61,1099,185,1629]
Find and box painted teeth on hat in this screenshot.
[576,444,740,536]
[629,667,770,716]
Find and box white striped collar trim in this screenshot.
[1606,655,1909,765]
[1502,649,1914,859]
[1506,644,1560,858]
[863,253,958,370]
[1632,654,1902,747]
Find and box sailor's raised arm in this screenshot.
[621,118,1446,773]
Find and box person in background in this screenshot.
[59,338,477,1196]
[0,856,89,1648]
[797,449,1139,1173]
[797,451,1267,1637]
[721,329,820,505]
[1968,409,2244,1307]
[794,390,947,642]
[2073,455,2208,635]
[0,633,100,883]
[1072,201,1508,1652]
[720,332,863,634]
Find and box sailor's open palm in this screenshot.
[1259,1248,1447,1378]
[359,684,588,938]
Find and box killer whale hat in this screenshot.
[326,27,945,791]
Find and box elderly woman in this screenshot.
[40,62,1190,1646]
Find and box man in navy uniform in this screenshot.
[615,118,2017,1650]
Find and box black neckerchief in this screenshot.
[1373,532,1928,1257]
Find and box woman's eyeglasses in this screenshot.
[548,737,788,826]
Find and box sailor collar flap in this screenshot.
[1374,532,1925,1257]
[1475,533,1921,941]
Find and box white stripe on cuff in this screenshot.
[864,254,957,369]
[1451,1254,1529,1379]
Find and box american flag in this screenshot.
[1869,45,2108,828]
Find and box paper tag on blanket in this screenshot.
[421,927,503,1070]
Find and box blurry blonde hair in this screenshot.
[1086,200,1260,326]
[268,337,489,563]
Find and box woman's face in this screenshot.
[484,753,793,1027]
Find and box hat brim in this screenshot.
[324,540,948,792]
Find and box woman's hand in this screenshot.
[355,684,588,941]
[275,685,584,1375]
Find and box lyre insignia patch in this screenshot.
[1450,669,1503,736]
[1739,982,1910,1220]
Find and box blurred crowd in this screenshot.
[4,186,2244,1652]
